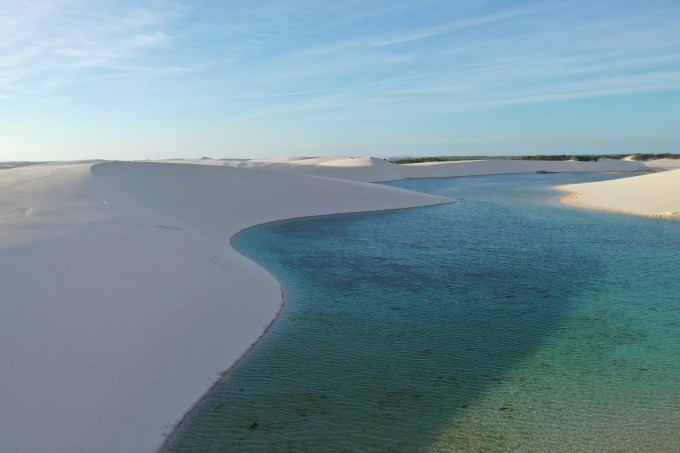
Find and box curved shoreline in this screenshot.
[157,233,288,452]
[158,203,456,451]
[556,188,678,219]
[89,162,456,453]
[1,159,658,453]
[158,168,678,452]
[159,168,662,451]
[157,167,663,451]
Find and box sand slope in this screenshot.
[556,169,680,218]
[0,161,450,453]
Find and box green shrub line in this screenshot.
[391,153,680,164]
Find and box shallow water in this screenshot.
[168,173,680,452]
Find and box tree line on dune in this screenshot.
[391,153,680,164]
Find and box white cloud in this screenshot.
[0,1,189,98]
[2,0,680,121]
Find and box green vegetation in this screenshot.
[392,154,605,164]
[392,153,680,165]
[393,157,450,164]
[519,154,599,161]
[391,156,505,164]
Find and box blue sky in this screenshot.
[2,0,680,160]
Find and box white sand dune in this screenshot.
[0,156,661,452]
[556,168,680,218]
[0,161,450,453]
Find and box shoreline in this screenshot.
[90,161,455,453]
[158,168,659,451]
[157,237,288,453]
[0,161,452,453]
[158,202,458,451]
[158,166,680,452]
[0,157,667,453]
[556,188,679,220]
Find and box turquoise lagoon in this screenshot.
[168,173,680,452]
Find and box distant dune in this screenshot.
[165,156,645,182]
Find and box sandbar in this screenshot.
[557,167,680,219]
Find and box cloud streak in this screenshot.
[0,0,191,97]
[205,3,678,123]
[293,4,551,57]
[1,0,680,159]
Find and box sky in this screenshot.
[1,0,680,161]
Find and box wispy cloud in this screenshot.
[229,1,680,120]
[295,1,567,57]
[367,2,567,48]
[0,0,192,97]
[2,0,680,160]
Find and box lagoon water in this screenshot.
[168,173,680,452]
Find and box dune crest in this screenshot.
[0,161,450,453]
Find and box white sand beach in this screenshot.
[557,167,680,219]
[0,157,662,452]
